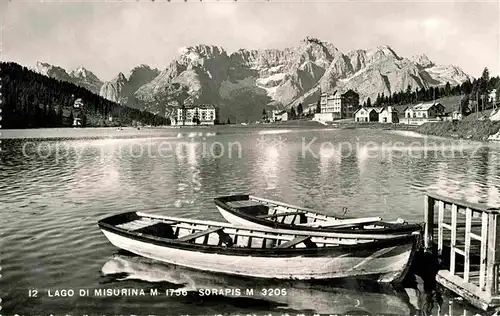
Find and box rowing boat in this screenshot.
[98,211,419,283]
[213,195,423,238]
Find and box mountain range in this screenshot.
[32,37,471,122]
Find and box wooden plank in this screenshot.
[247,231,253,248]
[454,247,465,256]
[442,222,452,230]
[249,195,325,215]
[436,270,491,311]
[426,191,500,214]
[465,207,472,282]
[116,219,163,230]
[470,232,482,241]
[450,203,458,275]
[486,213,497,296]
[305,213,332,221]
[257,211,304,219]
[424,195,434,250]
[178,227,223,242]
[277,236,314,249]
[480,212,488,291]
[227,200,264,208]
[438,200,445,255]
[299,216,382,228]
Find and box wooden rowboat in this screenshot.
[213,195,423,238]
[98,211,419,283]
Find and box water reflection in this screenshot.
[101,253,415,315]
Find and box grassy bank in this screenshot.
[416,120,500,141]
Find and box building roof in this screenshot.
[179,104,217,110]
[379,106,398,113]
[321,91,339,97]
[354,106,383,115]
[406,102,442,111]
[275,110,287,115]
[341,89,359,98]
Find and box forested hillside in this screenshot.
[1,62,168,129]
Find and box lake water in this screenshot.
[2,125,499,315]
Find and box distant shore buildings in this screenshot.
[271,109,289,122]
[72,98,84,127]
[402,102,446,125]
[354,106,399,123]
[314,90,359,122]
[171,104,219,126]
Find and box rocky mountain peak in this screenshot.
[368,45,400,61]
[34,61,73,82]
[72,65,88,77]
[178,45,227,61]
[34,38,471,122]
[116,72,127,83]
[411,54,435,68]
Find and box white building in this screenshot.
[320,91,342,117]
[402,102,446,125]
[315,90,359,122]
[172,105,218,126]
[378,106,399,123]
[272,110,288,122]
[488,89,497,103]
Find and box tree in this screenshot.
[68,111,74,126]
[0,62,169,128]
[297,103,303,117]
[316,100,321,113]
[226,118,231,125]
[461,79,473,95]
[81,112,87,127]
[445,82,451,96]
[405,85,412,103]
[56,105,64,127]
[460,96,471,116]
[261,108,268,121]
[366,97,372,107]
[289,107,296,119]
[479,67,490,95]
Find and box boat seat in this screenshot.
[277,236,317,249]
[257,211,305,219]
[178,227,223,242]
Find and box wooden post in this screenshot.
[438,200,445,256]
[486,213,497,296]
[480,212,488,291]
[464,208,472,282]
[450,203,458,275]
[424,195,435,250]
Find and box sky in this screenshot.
[2,0,499,81]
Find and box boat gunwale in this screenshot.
[214,195,424,235]
[97,212,419,258]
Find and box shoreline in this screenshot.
[2,120,500,144]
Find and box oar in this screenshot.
[298,216,383,228]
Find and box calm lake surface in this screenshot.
[2,125,499,315]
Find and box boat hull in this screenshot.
[214,195,423,237]
[100,227,415,282]
[217,205,271,230]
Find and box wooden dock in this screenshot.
[423,192,500,311]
